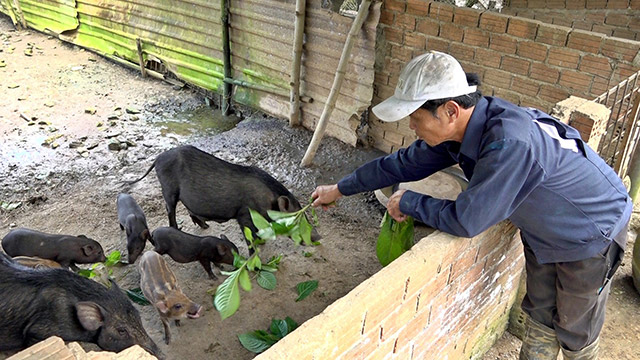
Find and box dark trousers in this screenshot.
[520,228,626,351]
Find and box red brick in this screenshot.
[440,23,464,42]
[545,0,566,8]
[536,23,570,46]
[510,0,528,7]
[553,17,574,28]
[559,70,594,93]
[425,36,450,53]
[567,29,604,53]
[534,12,554,24]
[384,0,406,12]
[607,0,630,8]
[586,0,607,8]
[527,0,546,7]
[416,18,439,36]
[490,33,518,54]
[380,10,394,26]
[405,32,426,49]
[480,11,510,33]
[530,62,560,83]
[612,28,636,41]
[449,43,475,63]
[591,24,615,36]
[548,47,580,69]
[460,62,486,79]
[516,40,548,61]
[590,76,612,98]
[507,17,539,39]
[538,85,569,103]
[384,130,405,146]
[483,68,514,89]
[601,37,640,62]
[501,55,531,75]
[384,27,404,44]
[374,72,389,86]
[396,13,416,30]
[341,328,380,359]
[453,6,481,27]
[474,48,502,69]
[605,13,630,26]
[579,54,613,78]
[407,0,428,15]
[632,0,640,9]
[380,295,419,340]
[428,2,454,22]
[567,0,587,9]
[463,28,490,47]
[392,44,413,62]
[493,88,522,105]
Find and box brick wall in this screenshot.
[370,1,640,153]
[257,221,523,359]
[505,0,640,41]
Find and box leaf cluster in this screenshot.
[250,205,319,246]
[376,212,415,266]
[238,317,298,353]
[77,250,122,279]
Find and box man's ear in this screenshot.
[444,101,460,122]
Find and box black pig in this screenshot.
[2,228,106,268]
[128,145,319,249]
[151,227,237,279]
[0,252,161,357]
[117,193,152,263]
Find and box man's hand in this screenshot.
[387,189,408,222]
[312,184,342,210]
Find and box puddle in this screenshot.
[150,105,240,137]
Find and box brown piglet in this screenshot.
[138,251,202,345]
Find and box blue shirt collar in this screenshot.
[459,97,488,164]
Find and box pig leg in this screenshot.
[161,316,172,345]
[161,191,179,229]
[119,223,124,231]
[188,212,209,229]
[199,259,216,280]
[175,319,181,327]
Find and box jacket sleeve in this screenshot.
[337,140,457,196]
[399,139,545,237]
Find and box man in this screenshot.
[311,51,631,360]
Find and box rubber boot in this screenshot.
[560,337,599,360]
[519,316,560,360]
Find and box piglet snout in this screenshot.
[187,304,203,319]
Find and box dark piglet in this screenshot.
[128,145,320,250]
[151,227,237,279]
[0,252,161,358]
[2,228,106,268]
[117,193,151,263]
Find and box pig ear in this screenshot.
[77,235,88,238]
[216,243,227,256]
[76,302,105,331]
[277,196,293,212]
[156,301,169,314]
[142,229,151,241]
[220,234,229,241]
[82,244,96,256]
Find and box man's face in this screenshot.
[408,106,453,147]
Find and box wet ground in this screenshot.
[1,15,639,360]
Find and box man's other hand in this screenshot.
[388,189,408,222]
[312,184,342,210]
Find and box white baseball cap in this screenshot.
[372,51,477,122]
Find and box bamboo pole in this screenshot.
[135,38,146,78]
[289,0,307,127]
[300,0,372,167]
[221,0,232,115]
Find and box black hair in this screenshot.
[420,73,482,115]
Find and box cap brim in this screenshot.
[372,96,426,122]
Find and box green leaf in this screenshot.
[295,280,318,302]
[257,271,277,290]
[125,288,150,306]
[376,212,415,267]
[266,255,282,267]
[243,227,254,243]
[270,319,289,338]
[246,255,262,271]
[249,209,271,230]
[284,317,298,333]
[233,252,247,268]
[311,207,319,225]
[266,209,297,220]
[256,227,276,242]
[238,268,252,291]
[104,250,121,267]
[299,216,313,245]
[290,225,303,246]
[238,331,277,353]
[214,269,242,320]
[303,252,313,257]
[77,269,93,278]
[260,264,278,273]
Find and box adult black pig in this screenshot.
[0,252,161,357]
[117,193,152,263]
[2,228,106,268]
[128,145,319,248]
[151,227,238,279]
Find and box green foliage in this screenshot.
[295,280,318,302]
[77,250,122,279]
[376,212,414,266]
[238,317,299,353]
[125,287,150,306]
[250,201,320,246]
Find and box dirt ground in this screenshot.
[1,16,638,360]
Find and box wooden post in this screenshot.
[300,0,372,167]
[135,38,146,78]
[221,0,232,115]
[289,0,306,127]
[625,93,640,203]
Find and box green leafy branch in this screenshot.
[376,211,415,266]
[213,228,282,320]
[250,201,320,246]
[238,317,299,353]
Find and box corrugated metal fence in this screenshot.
[0,0,380,146]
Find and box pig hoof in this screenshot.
[175,319,181,327]
[165,337,170,345]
